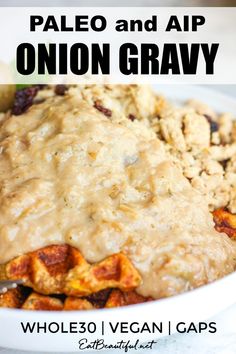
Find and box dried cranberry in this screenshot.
[55,85,68,96]
[12,86,40,116]
[94,100,112,117]
[204,114,219,133]
[128,114,136,121]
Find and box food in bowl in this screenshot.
[0,84,236,311]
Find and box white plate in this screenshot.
[1,85,236,353]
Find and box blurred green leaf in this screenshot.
[16,84,31,91]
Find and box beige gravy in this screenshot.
[0,93,235,298]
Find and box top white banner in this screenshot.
[0,7,235,84]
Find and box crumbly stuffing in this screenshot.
[155,98,236,213]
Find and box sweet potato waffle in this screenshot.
[0,245,151,310]
[0,288,151,311]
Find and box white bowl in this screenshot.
[1,85,236,352]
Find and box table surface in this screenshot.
[1,85,236,354]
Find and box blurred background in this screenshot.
[1,0,236,6]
